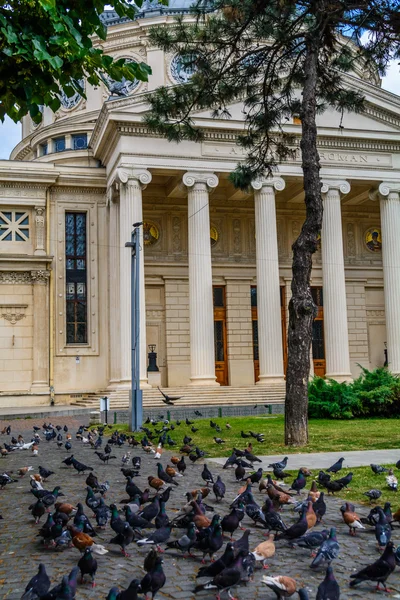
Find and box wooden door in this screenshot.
[213,286,228,386]
[311,287,326,377]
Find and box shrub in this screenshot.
[308,367,400,419]
[308,376,360,419]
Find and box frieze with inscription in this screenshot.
[202,142,393,168]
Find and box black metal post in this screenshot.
[126,223,143,431]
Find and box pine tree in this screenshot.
[144,0,399,445]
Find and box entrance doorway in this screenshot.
[213,286,228,386]
[311,287,326,376]
[251,286,287,383]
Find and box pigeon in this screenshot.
[293,530,329,556]
[157,462,178,486]
[340,502,365,536]
[374,506,392,550]
[140,556,166,599]
[158,386,181,405]
[106,579,142,600]
[310,528,340,569]
[386,468,398,491]
[364,488,382,502]
[201,464,214,486]
[213,437,226,444]
[194,561,242,598]
[109,522,135,557]
[268,457,288,471]
[371,463,389,475]
[244,467,263,484]
[290,469,307,494]
[326,457,344,474]
[275,507,308,542]
[349,541,396,591]
[77,548,97,587]
[316,566,340,600]
[251,534,276,569]
[137,526,172,552]
[166,522,197,557]
[196,542,235,579]
[21,563,51,600]
[262,575,297,598]
[213,475,226,502]
[71,458,93,474]
[221,508,241,539]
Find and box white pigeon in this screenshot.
[386,469,398,491]
[17,441,35,451]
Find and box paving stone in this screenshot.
[1,417,400,599]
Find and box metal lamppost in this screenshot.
[125,222,143,431]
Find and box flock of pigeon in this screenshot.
[1,418,400,599]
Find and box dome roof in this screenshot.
[101,1,196,27]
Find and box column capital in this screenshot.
[378,182,400,198]
[251,177,286,193]
[31,270,50,285]
[116,167,152,188]
[183,171,219,190]
[321,179,351,196]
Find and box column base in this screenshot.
[325,373,353,383]
[30,383,50,394]
[256,375,285,385]
[189,376,220,386]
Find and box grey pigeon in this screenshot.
[316,566,340,600]
[310,527,340,569]
[326,457,345,474]
[21,563,50,600]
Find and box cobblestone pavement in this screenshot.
[1,417,400,600]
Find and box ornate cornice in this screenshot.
[0,270,50,284]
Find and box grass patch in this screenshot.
[95,415,400,458]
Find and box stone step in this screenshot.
[72,384,286,410]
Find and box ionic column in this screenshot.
[321,180,352,381]
[379,182,400,374]
[251,178,285,384]
[117,168,152,388]
[108,191,120,386]
[30,270,50,392]
[34,206,46,256]
[183,171,219,385]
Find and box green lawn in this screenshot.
[100,414,400,458]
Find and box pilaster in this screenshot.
[30,270,50,392]
[34,206,46,256]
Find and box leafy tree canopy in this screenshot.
[0,0,166,123]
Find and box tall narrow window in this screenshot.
[65,212,87,344]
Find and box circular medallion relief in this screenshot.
[170,53,198,84]
[104,59,140,97]
[59,79,85,110]
[210,225,219,248]
[143,222,160,246]
[365,227,382,253]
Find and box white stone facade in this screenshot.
[1,5,399,406]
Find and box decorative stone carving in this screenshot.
[0,271,32,284]
[232,219,241,254]
[59,79,85,110]
[172,216,182,253]
[34,206,46,255]
[183,172,219,191]
[347,223,356,257]
[31,270,50,285]
[0,304,28,324]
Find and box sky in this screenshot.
[0,61,399,160]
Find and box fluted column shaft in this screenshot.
[321,180,352,381]
[31,271,50,391]
[108,198,120,385]
[379,183,400,374]
[118,168,152,387]
[252,178,285,383]
[184,172,219,385]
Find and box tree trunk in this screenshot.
[284,38,322,446]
